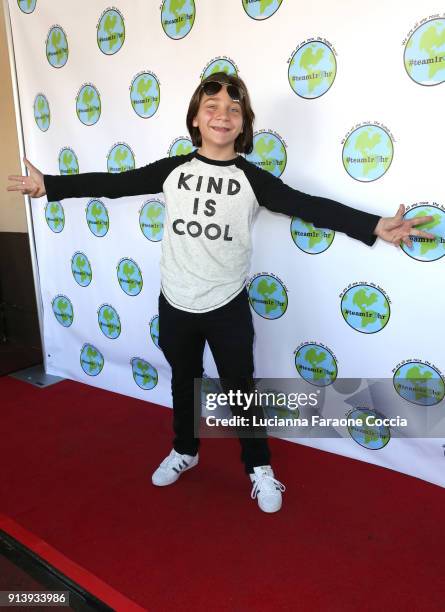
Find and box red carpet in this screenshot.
[0,375,444,611]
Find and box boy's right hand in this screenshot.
[7,158,46,198]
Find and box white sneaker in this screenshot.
[250,465,286,513]
[151,449,199,486]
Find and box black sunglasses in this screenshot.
[200,80,243,102]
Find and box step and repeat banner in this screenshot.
[7,0,445,486]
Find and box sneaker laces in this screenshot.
[160,449,187,470]
[250,467,286,500]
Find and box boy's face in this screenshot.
[192,86,244,152]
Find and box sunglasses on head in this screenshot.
[200,80,244,102]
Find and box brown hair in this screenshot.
[186,72,255,154]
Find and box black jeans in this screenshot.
[158,288,271,474]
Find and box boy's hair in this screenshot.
[186,72,255,154]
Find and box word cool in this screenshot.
[172,172,243,241]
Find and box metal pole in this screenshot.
[3,0,47,371]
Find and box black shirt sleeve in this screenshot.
[43,154,193,202]
[238,157,381,246]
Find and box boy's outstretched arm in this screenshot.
[7,155,184,202]
[240,158,435,247]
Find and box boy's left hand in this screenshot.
[374,204,436,248]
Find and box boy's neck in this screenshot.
[196,145,238,161]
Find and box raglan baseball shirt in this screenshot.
[44,150,381,313]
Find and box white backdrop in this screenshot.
[6,0,445,487]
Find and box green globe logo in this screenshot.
[117,258,143,296]
[202,59,238,79]
[130,73,160,119]
[342,125,393,182]
[18,0,37,14]
[107,144,135,173]
[86,200,109,237]
[80,344,104,376]
[46,26,68,68]
[393,361,445,406]
[52,295,73,327]
[242,0,283,20]
[290,217,334,254]
[34,94,50,132]
[401,205,445,261]
[45,201,64,233]
[288,41,336,99]
[98,304,121,339]
[131,358,158,390]
[71,252,92,287]
[97,9,125,55]
[347,408,390,449]
[76,85,101,126]
[248,274,288,319]
[161,0,196,40]
[245,132,287,177]
[295,343,337,387]
[150,315,160,349]
[169,137,194,156]
[341,284,390,334]
[59,148,79,175]
[404,19,445,86]
[140,200,165,242]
